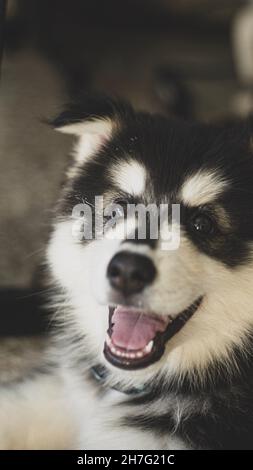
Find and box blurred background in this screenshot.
[1,0,253,336]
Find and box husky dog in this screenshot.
[44,96,253,450]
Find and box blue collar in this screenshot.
[90,365,149,396]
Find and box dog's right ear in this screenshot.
[50,95,132,163]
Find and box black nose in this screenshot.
[107,251,156,296]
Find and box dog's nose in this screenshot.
[107,251,156,295]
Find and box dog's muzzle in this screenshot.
[103,250,203,370]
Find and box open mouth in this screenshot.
[103,297,203,370]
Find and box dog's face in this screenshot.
[47,97,253,386]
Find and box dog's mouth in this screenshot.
[103,297,203,370]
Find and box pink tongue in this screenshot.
[111,306,169,351]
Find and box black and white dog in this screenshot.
[9,95,253,450]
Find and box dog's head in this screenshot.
[47,96,253,387]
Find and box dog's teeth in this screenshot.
[145,341,153,353]
[108,340,154,360]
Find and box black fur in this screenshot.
[55,96,253,268]
[51,96,253,449]
[122,334,253,449]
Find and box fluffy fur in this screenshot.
[0,338,77,449]
[3,96,253,449]
[45,97,253,449]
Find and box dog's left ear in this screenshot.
[50,94,132,163]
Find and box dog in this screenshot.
[3,96,253,449]
[43,95,253,449]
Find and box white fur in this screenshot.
[0,372,77,449]
[181,170,228,206]
[61,366,189,450]
[110,160,146,196]
[45,151,253,449]
[47,214,253,387]
[57,119,113,164]
[46,214,253,448]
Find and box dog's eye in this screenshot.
[104,199,128,222]
[113,205,125,219]
[112,199,128,218]
[191,213,215,235]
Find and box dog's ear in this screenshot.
[50,94,132,163]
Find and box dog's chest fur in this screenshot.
[63,367,193,450]
[60,348,253,450]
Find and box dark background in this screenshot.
[0,0,251,335]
